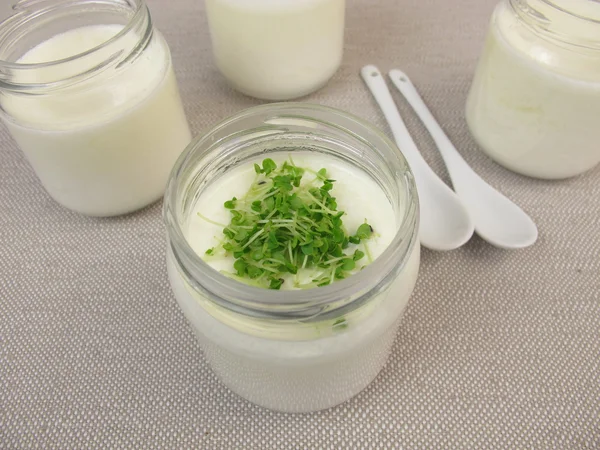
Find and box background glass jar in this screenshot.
[205,0,345,101]
[466,0,600,179]
[0,0,191,216]
[164,103,420,413]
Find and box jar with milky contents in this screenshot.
[164,104,420,413]
[205,0,345,100]
[0,0,191,216]
[466,0,600,179]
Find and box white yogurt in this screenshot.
[205,0,345,100]
[167,152,420,412]
[466,1,600,179]
[1,25,191,216]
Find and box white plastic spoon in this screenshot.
[389,69,538,249]
[361,65,474,251]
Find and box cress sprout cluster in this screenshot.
[202,157,375,290]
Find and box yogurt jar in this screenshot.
[0,0,191,216]
[164,104,420,413]
[466,0,600,179]
[205,0,345,100]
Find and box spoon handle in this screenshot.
[388,69,467,182]
[361,66,439,180]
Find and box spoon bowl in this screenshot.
[361,65,474,251]
[389,69,538,249]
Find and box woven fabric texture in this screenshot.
[1,0,599,448]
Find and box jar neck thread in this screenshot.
[0,0,152,93]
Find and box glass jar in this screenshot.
[205,0,345,101]
[0,0,191,216]
[164,103,420,413]
[466,0,600,179]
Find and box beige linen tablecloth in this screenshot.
[2,0,599,448]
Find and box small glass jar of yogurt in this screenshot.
[0,0,191,216]
[205,0,345,100]
[466,0,600,179]
[164,103,420,413]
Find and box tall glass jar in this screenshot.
[205,0,345,101]
[164,104,420,413]
[0,0,191,216]
[466,0,600,179]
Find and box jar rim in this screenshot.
[0,0,151,90]
[508,0,600,50]
[164,103,420,319]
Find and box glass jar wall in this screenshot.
[0,0,191,216]
[466,0,600,179]
[205,0,345,100]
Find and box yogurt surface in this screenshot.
[187,152,396,289]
